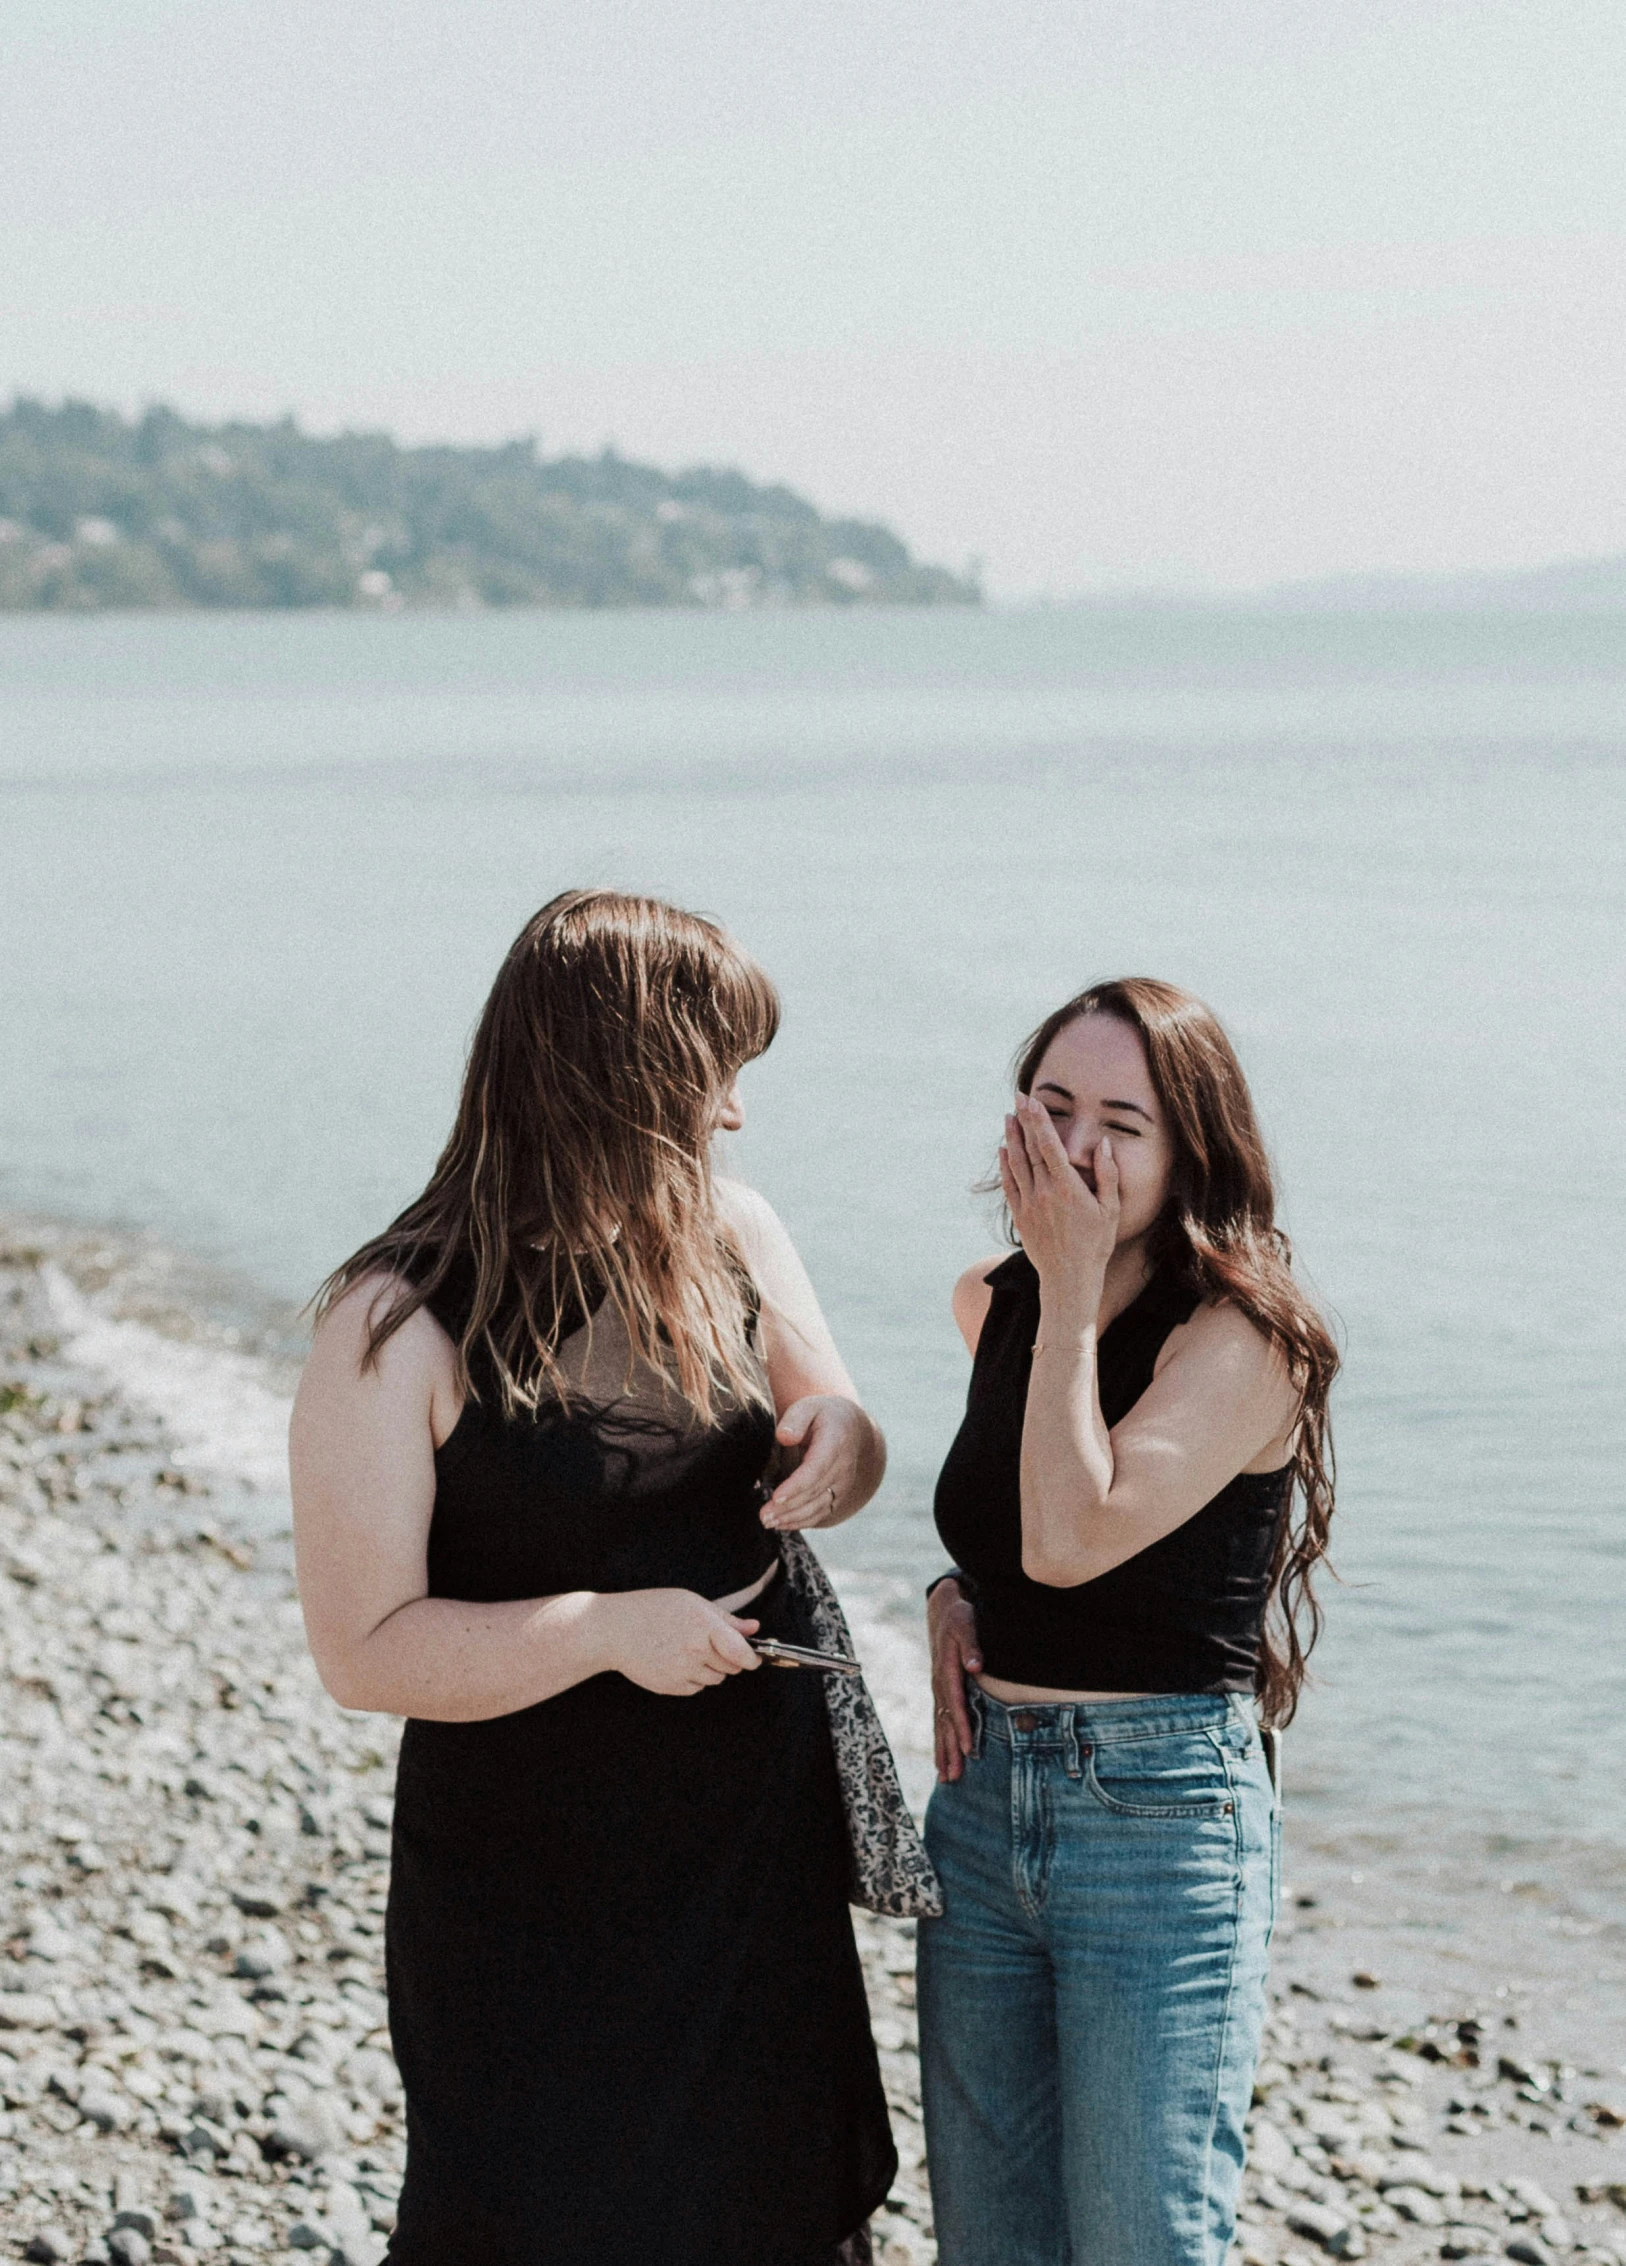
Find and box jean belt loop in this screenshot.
[968,1684,987,1761]
[1063,1707,1082,1780]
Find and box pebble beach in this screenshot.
[3,1227,1625,2266]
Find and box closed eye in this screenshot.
[1104,1121,1142,1136]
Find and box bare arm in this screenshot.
[717,1179,887,1531]
[289,1277,761,1720]
[1002,1097,1298,1588]
[1019,1300,1296,1586]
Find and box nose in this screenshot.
[1062,1120,1100,1172]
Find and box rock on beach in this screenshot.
[4,1227,1626,2266]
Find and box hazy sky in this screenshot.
[5,2,1625,596]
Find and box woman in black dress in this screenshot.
[289,889,896,2266]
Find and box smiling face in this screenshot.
[1025,1012,1176,1252]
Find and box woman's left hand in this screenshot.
[1000,1093,1119,1299]
[761,1395,869,1529]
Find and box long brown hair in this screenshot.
[1014,978,1339,1726]
[317,888,780,1421]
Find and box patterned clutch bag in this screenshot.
[778,1532,944,1920]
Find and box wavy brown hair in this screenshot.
[1013,978,1339,1726]
[317,888,780,1422]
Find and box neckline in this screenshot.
[1099,1265,1165,1344]
[999,1246,1168,1345]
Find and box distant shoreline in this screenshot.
[1003,561,1626,615]
[5,586,1626,634]
[0,398,979,616]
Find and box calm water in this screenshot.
[2,606,1623,1920]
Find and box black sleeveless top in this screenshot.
[933,1252,1291,1692]
[419,1255,780,1607]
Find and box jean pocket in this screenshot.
[1082,1728,1237,1819]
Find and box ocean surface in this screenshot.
[2,604,1624,2003]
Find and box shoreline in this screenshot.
[3,1226,1625,2264]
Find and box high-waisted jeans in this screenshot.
[917,1689,1278,2266]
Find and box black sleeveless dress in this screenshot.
[384,1269,896,2266]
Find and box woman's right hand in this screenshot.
[596,1589,764,1697]
[929,1579,983,1782]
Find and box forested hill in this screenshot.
[0,400,979,612]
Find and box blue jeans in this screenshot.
[917,1689,1277,2266]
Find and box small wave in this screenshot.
[43,1260,295,1498]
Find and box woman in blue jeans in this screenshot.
[921,978,1339,2266]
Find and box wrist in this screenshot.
[1035,1285,1100,1342]
[562,1590,620,1676]
[926,1571,974,1631]
[926,1572,963,1616]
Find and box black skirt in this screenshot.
[384,1572,897,2265]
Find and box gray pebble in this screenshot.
[232,1887,284,1918]
[1383,2184,1446,2226]
[332,2239,389,2266]
[78,2080,130,2133]
[236,1950,279,1980]
[167,2172,217,2222]
[1504,2177,1562,2218]
[271,2093,351,2163]
[1286,2198,1349,2243]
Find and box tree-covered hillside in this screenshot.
[0,400,979,612]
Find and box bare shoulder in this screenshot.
[714,1176,851,1396]
[714,1174,783,1262]
[1156,1298,1295,1400]
[302,1271,453,1395]
[717,1171,830,1308]
[951,1255,1007,1356]
[714,1175,804,1292]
